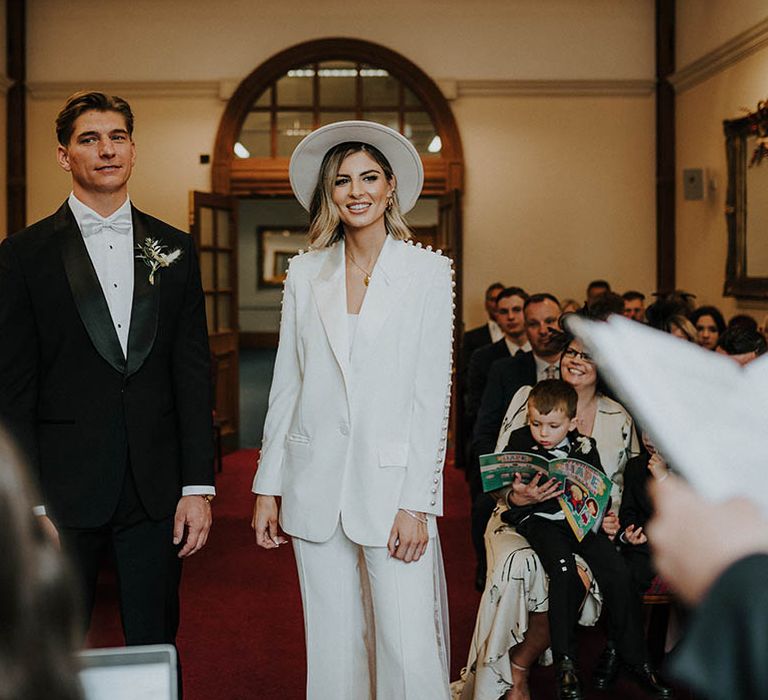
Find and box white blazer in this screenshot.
[253,235,454,546]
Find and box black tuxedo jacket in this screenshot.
[466,338,512,422]
[460,323,493,377]
[0,201,214,528]
[617,452,652,553]
[471,350,537,460]
[501,425,603,524]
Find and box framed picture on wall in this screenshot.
[257,226,308,288]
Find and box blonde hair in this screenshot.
[667,314,698,342]
[307,142,414,248]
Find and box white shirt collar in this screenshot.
[68,193,132,237]
[504,337,532,356]
[534,353,559,379]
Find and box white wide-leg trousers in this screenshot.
[292,522,450,700]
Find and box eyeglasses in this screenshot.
[563,347,594,363]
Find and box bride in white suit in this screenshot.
[251,121,454,699]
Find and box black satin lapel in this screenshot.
[56,203,126,373]
[126,208,159,377]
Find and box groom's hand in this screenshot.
[174,495,212,558]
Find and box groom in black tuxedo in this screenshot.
[0,92,215,654]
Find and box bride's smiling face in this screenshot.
[560,339,597,390]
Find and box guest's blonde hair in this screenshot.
[308,142,413,248]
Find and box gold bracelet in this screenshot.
[401,508,427,524]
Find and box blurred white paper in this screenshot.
[78,645,176,700]
[567,314,768,512]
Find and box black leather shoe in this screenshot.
[624,662,673,698]
[556,656,583,700]
[592,643,619,690]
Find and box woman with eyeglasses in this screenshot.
[454,335,639,700]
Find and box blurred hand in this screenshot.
[38,514,60,548]
[623,523,648,545]
[648,476,768,605]
[601,510,620,539]
[647,453,669,481]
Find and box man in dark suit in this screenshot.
[456,281,505,477]
[0,92,214,660]
[460,281,505,375]
[469,293,563,588]
[466,287,530,423]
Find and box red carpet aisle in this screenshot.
[87,450,481,699]
[88,452,695,699]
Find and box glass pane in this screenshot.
[253,87,271,108]
[404,86,421,107]
[276,70,313,107]
[216,209,230,247]
[362,68,398,107]
[205,294,215,334]
[200,251,215,290]
[404,111,439,156]
[199,207,214,247]
[362,111,399,132]
[238,112,270,158]
[319,60,357,107]
[276,111,314,157]
[217,254,231,289]
[319,111,356,126]
[217,294,232,331]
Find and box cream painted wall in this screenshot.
[28,0,654,82]
[677,0,768,67]
[24,0,658,332]
[676,44,768,320]
[456,94,656,326]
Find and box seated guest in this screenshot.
[617,432,670,595]
[666,315,698,343]
[454,336,640,700]
[504,381,669,700]
[585,279,611,306]
[727,313,758,333]
[469,294,564,589]
[689,306,726,351]
[586,291,625,320]
[622,291,646,322]
[473,293,564,463]
[462,282,506,373]
[467,287,531,423]
[0,428,83,700]
[717,325,768,365]
[646,291,697,330]
[459,282,505,473]
[561,298,581,315]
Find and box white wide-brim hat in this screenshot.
[289,120,424,214]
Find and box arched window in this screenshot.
[212,38,463,196]
[236,61,442,159]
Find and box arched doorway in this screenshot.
[194,38,464,448]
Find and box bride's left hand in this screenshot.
[387,510,429,562]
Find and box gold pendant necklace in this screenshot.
[347,251,373,286]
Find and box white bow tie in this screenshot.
[80,211,133,237]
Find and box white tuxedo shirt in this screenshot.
[253,235,454,546]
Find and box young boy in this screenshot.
[501,380,670,700]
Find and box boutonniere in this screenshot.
[136,237,182,285]
[575,436,592,454]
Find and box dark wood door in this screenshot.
[190,192,239,450]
